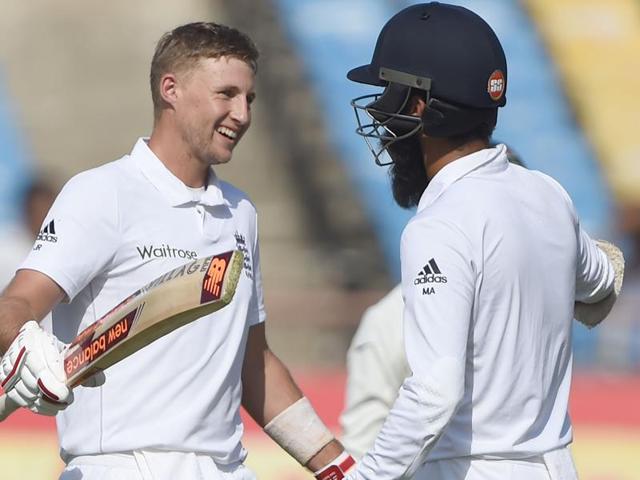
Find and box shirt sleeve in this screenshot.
[19,170,119,301]
[533,170,615,304]
[574,227,615,303]
[352,217,474,479]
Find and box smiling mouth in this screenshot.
[217,126,238,140]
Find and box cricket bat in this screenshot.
[0,249,244,421]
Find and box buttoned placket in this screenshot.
[195,204,205,231]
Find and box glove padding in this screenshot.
[574,240,624,328]
[0,321,73,415]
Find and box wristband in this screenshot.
[264,397,334,465]
[314,451,356,480]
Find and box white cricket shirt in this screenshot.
[21,138,266,463]
[352,145,615,479]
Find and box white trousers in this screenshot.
[59,451,257,480]
[415,447,578,480]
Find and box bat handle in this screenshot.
[0,393,20,421]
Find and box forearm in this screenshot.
[574,240,625,328]
[241,347,343,470]
[0,296,36,354]
[0,270,65,354]
[575,232,618,302]
[341,344,407,459]
[242,347,302,425]
[352,371,461,480]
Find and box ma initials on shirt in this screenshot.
[422,287,435,295]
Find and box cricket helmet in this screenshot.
[348,2,507,165]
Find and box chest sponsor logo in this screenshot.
[234,231,253,279]
[136,244,197,260]
[36,220,58,243]
[414,258,447,295]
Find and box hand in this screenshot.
[575,240,625,328]
[314,452,356,480]
[0,321,73,415]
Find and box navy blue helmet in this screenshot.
[348,2,507,165]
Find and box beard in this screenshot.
[387,136,428,209]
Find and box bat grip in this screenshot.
[0,393,20,421]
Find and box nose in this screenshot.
[230,96,251,126]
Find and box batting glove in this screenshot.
[574,240,625,328]
[314,452,356,480]
[0,321,73,415]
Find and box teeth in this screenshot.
[217,127,237,139]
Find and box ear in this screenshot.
[159,73,179,108]
[406,94,427,116]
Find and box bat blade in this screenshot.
[0,250,243,421]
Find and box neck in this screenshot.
[419,136,488,180]
[148,119,209,188]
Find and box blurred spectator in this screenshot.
[23,180,58,239]
[619,204,640,275]
[340,284,408,459]
[0,179,57,289]
[602,204,640,367]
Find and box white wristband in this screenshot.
[264,397,334,465]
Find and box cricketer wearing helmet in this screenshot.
[340,3,624,480]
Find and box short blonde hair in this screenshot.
[150,22,259,117]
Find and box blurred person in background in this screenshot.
[341,284,407,461]
[606,204,640,361]
[0,179,57,289]
[343,3,624,479]
[341,146,525,461]
[619,205,640,275]
[0,22,353,480]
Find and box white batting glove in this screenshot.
[0,321,73,415]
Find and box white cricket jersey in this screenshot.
[21,138,266,463]
[352,144,615,479]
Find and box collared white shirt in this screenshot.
[21,138,265,463]
[351,145,614,479]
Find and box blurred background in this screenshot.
[0,0,639,478]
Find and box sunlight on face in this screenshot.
[175,56,256,165]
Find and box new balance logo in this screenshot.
[36,220,58,243]
[414,258,447,285]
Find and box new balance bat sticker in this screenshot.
[0,250,244,421]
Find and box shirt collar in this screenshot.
[416,144,509,213]
[130,138,229,207]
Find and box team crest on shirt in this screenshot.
[414,258,447,295]
[234,231,253,279]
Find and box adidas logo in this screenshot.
[36,220,58,243]
[414,258,447,285]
